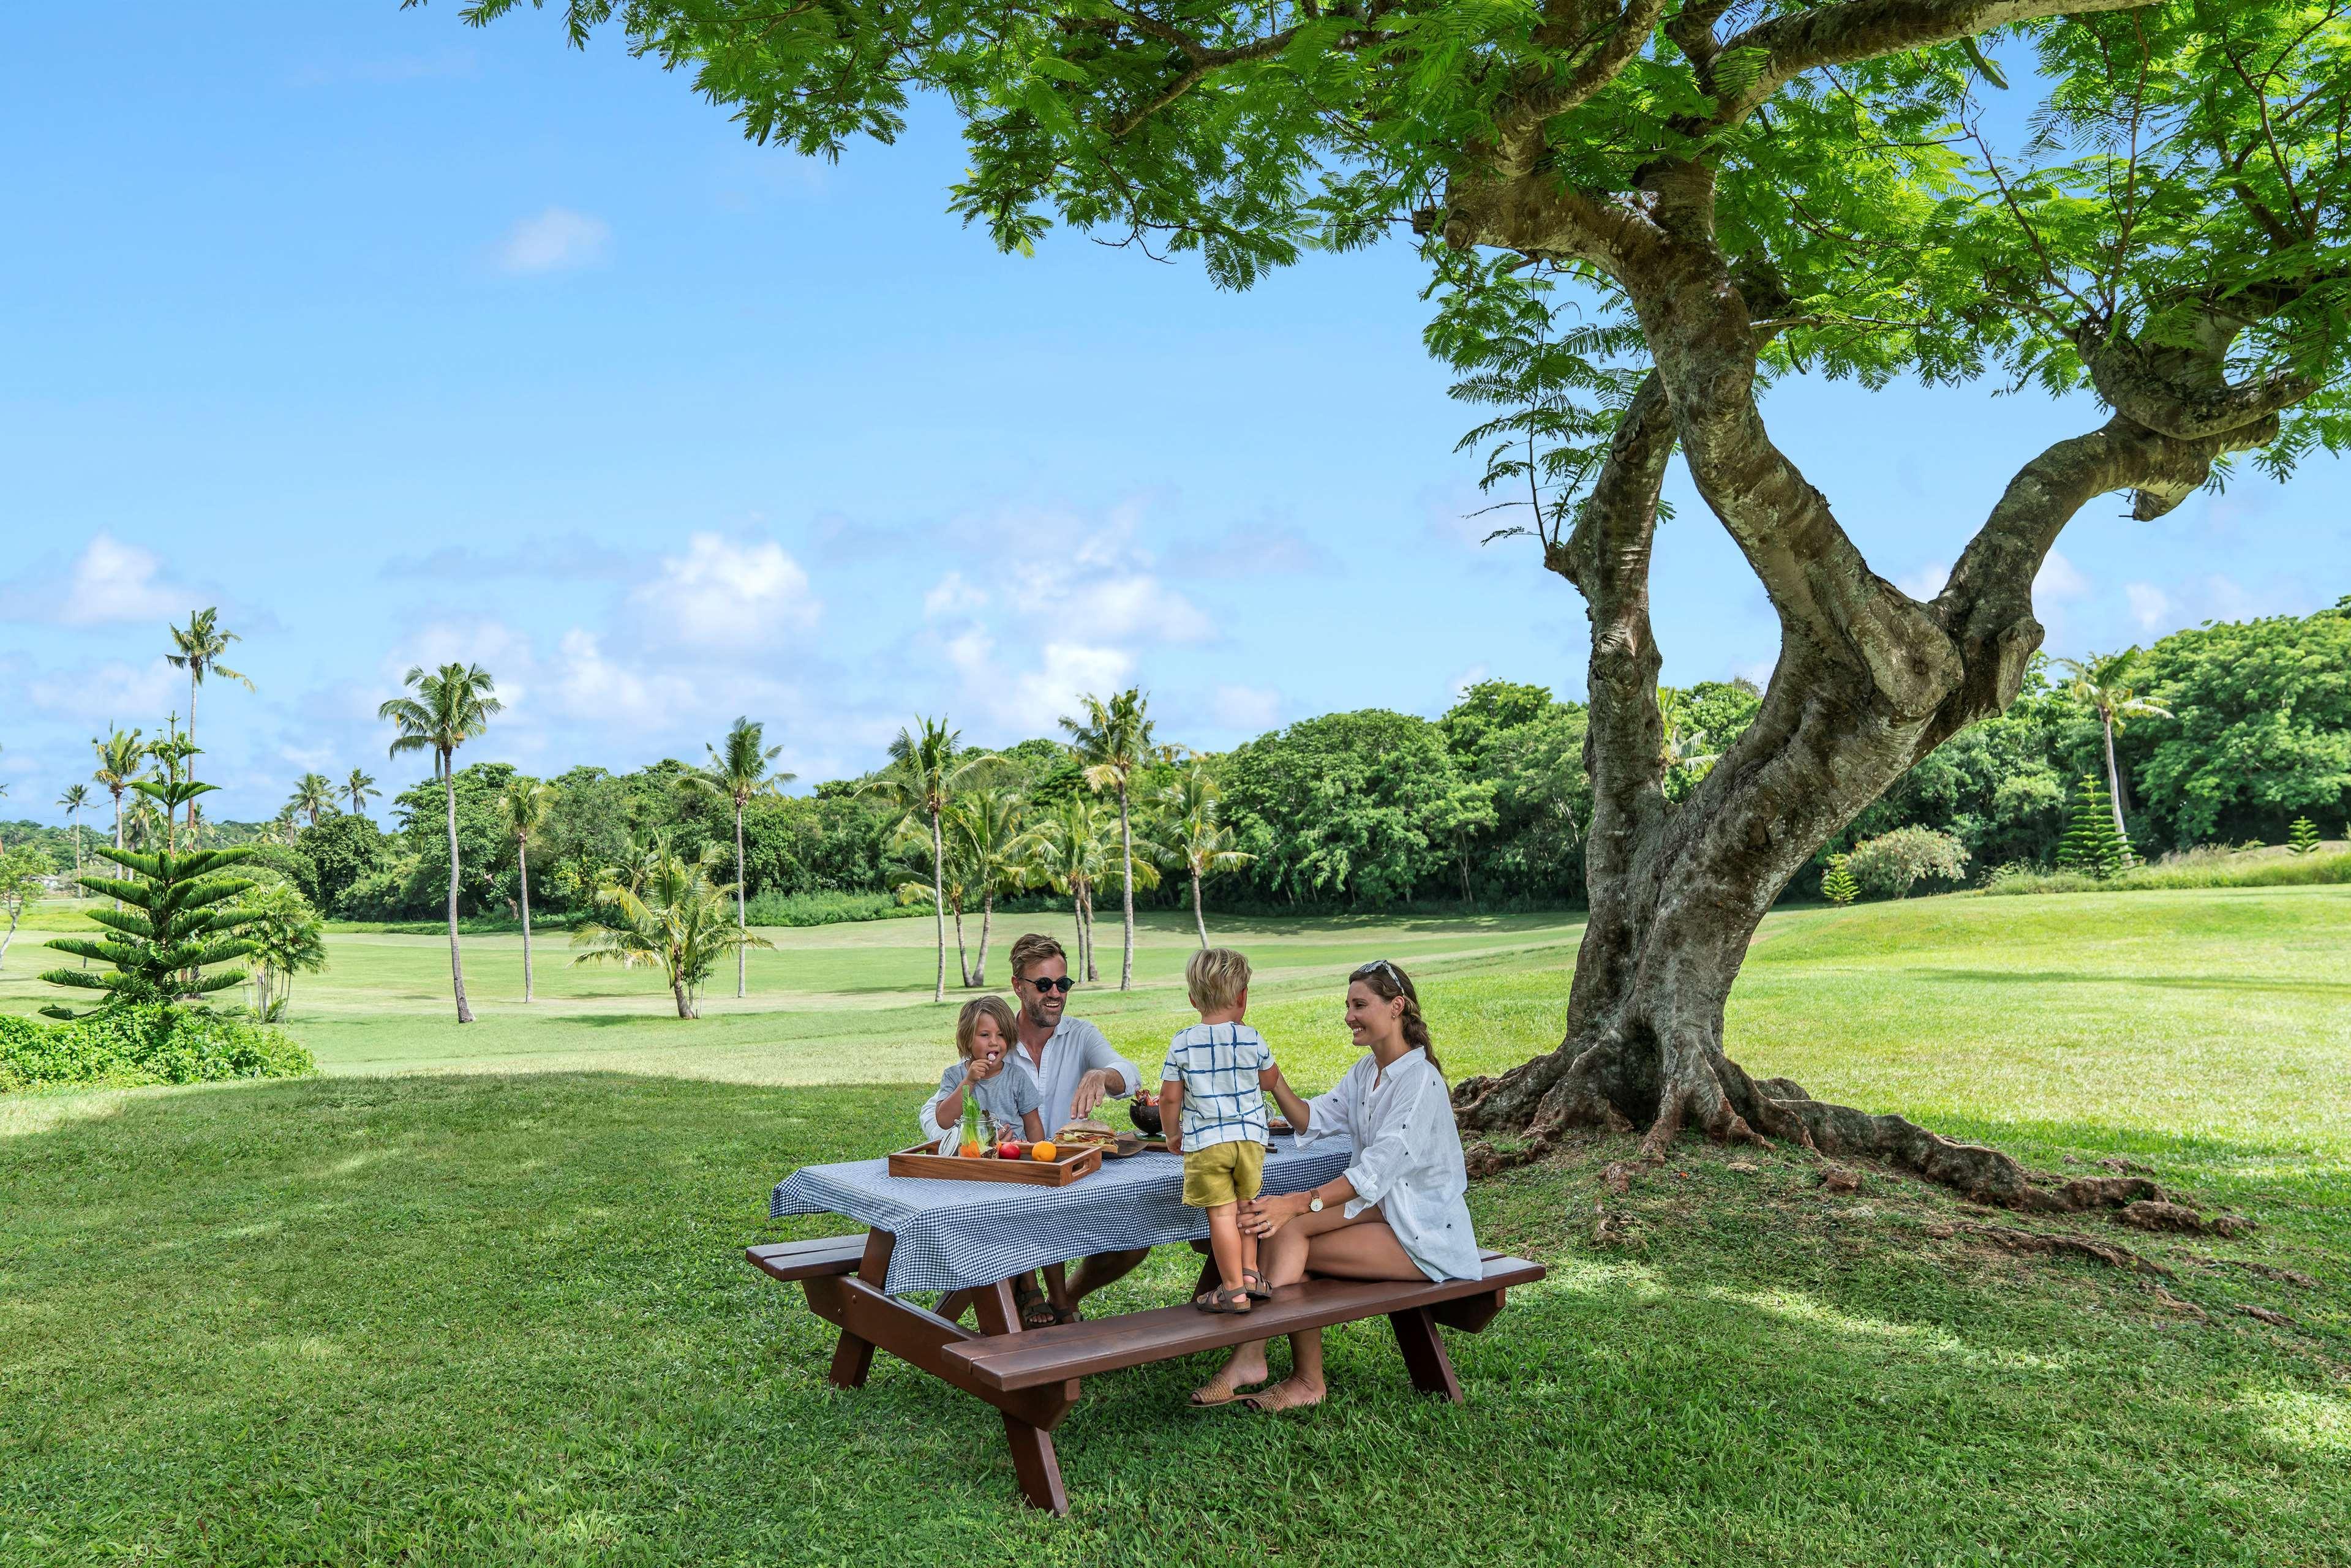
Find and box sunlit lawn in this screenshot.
[2,890,2346,1564]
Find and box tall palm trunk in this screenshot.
[1191,868,1209,947]
[734,801,749,999]
[952,896,972,987]
[185,674,198,837]
[928,805,947,1003]
[517,839,535,1003]
[972,894,995,986]
[1079,887,1099,981]
[2101,711,2132,855]
[1115,787,1136,989]
[444,754,475,1023]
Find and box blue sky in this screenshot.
[4,4,2345,822]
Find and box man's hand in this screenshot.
[1070,1067,1118,1118]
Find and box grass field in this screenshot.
[3,893,2347,1564]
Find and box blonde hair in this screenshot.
[955,995,1018,1060]
[1186,947,1252,1013]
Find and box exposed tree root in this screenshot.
[2113,1200,2254,1237]
[1951,1221,2175,1277]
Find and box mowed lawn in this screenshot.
[2,892,2347,1566]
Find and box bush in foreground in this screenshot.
[0,1005,317,1093]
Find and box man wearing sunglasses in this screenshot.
[1002,932,1146,1322]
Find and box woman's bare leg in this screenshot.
[1198,1206,1378,1405]
[1244,1220,1420,1413]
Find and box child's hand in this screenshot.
[1164,1128,1181,1154]
[966,1051,1003,1084]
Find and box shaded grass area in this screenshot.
[1,1072,2343,1567]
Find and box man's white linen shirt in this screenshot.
[999,1015,1141,1133]
[1293,1046,1481,1282]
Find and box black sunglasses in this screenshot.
[1019,975,1077,993]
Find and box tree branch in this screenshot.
[1495,0,1672,164]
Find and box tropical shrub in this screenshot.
[1819,854,1859,907]
[0,1005,315,1093]
[2055,776,2131,880]
[1845,828,1970,900]
[740,889,925,927]
[2287,817,2321,855]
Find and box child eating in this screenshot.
[920,996,1046,1151]
[1160,947,1279,1314]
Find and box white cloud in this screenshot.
[997,643,1135,733]
[2034,549,2090,601]
[43,533,196,626]
[1056,575,1213,645]
[384,618,538,711]
[548,629,699,726]
[1213,684,1283,733]
[495,207,611,275]
[2125,582,2172,633]
[26,656,180,718]
[925,571,986,619]
[630,531,819,648]
[1898,560,1949,601]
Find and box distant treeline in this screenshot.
[10,604,2344,920]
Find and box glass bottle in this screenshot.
[959,1086,984,1153]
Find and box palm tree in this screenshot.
[2054,651,2173,852]
[947,786,1028,986]
[1157,763,1254,947]
[1017,794,1117,981]
[688,717,795,999]
[1062,688,1157,990]
[890,812,977,984]
[862,716,975,1004]
[344,768,379,817]
[164,608,254,838]
[56,784,91,876]
[91,729,148,854]
[571,838,772,1019]
[286,771,336,828]
[497,776,556,1003]
[379,662,503,1023]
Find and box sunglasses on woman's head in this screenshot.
[1021,975,1076,993]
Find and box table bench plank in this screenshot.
[744,1234,870,1283]
[940,1254,1544,1392]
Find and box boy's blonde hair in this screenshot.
[955,995,1018,1060]
[1186,947,1251,1013]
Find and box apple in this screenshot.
[997,1140,1023,1160]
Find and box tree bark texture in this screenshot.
[1116,788,1135,990]
[954,898,971,988]
[1191,871,1208,948]
[443,754,475,1024]
[974,895,995,986]
[1439,156,2300,1207]
[2102,715,2132,848]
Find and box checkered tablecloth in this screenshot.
[770,1135,1354,1295]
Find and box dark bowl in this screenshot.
[1127,1097,1163,1135]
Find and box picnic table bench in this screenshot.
[750,1140,1544,1514]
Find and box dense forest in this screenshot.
[8,604,2345,923]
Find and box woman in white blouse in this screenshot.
[1192,958,1479,1411]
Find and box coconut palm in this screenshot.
[947,786,1029,986]
[379,662,503,1023]
[1061,688,1158,990]
[344,768,379,817]
[2054,651,2173,852]
[687,717,795,999]
[90,730,148,860]
[890,812,977,984]
[861,717,987,1003]
[1017,793,1123,981]
[497,776,556,1003]
[570,837,772,1019]
[56,784,91,876]
[286,771,336,828]
[164,608,254,837]
[1157,763,1254,947]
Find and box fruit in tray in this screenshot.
[996,1139,1023,1160]
[1029,1141,1058,1161]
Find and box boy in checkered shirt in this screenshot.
[1160,947,1283,1315]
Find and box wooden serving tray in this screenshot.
[889,1141,1104,1186]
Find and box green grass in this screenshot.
[3,893,2347,1565]
[1985,842,2351,895]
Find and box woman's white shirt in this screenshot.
[1293,1046,1480,1282]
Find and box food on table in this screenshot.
[1028,1141,1058,1162]
[1054,1119,1118,1150]
[958,1140,985,1158]
[996,1139,1023,1160]
[1126,1096,1163,1135]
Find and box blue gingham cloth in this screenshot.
[769,1135,1354,1295]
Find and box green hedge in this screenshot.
[0,1007,318,1093]
[740,890,929,928]
[1982,846,2351,896]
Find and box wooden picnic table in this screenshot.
[747,1220,1544,1513]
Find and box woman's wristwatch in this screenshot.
[1306,1190,1325,1214]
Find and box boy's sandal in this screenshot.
[1192,1286,1254,1315]
[1241,1268,1273,1301]
[1012,1280,1059,1330]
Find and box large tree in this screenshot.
[1062,687,1157,989]
[862,716,970,1003]
[457,0,2349,1202]
[164,608,253,839]
[380,662,503,1023]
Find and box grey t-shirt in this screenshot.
[930,1057,1043,1141]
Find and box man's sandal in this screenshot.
[1012,1280,1063,1330]
[1192,1285,1253,1315]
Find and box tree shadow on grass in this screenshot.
[1912,967,2351,998]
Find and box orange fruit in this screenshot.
[958,1141,985,1158]
[1029,1141,1057,1162]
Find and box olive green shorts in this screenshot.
[1181,1140,1266,1209]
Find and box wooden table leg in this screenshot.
[1388,1305,1464,1403]
[827,1231,894,1390]
[972,1277,1072,1515]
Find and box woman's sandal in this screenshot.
[1187,1365,1261,1408]
[1237,1378,1325,1414]
[1241,1268,1273,1302]
[1192,1285,1254,1315]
